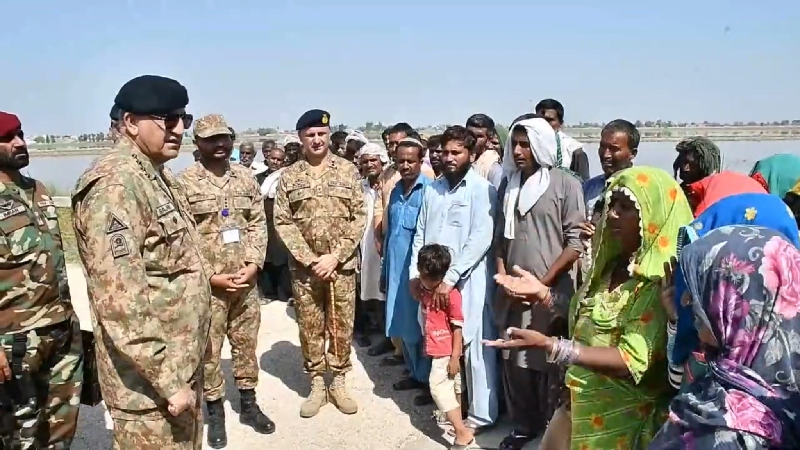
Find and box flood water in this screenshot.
[26,140,800,194]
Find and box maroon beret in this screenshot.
[0,112,21,137]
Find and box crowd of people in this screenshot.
[1,73,800,450]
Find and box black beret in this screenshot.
[295,109,330,131]
[114,75,189,116]
[109,104,121,121]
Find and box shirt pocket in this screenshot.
[401,206,420,230]
[36,199,60,233]
[325,180,351,218]
[447,201,469,228]
[187,194,218,216]
[150,203,195,273]
[287,181,313,220]
[0,208,41,261]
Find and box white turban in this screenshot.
[281,135,301,146]
[357,142,389,164]
[502,117,566,239]
[345,130,370,145]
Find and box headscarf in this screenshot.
[685,171,767,217]
[675,136,722,178]
[356,142,389,165]
[651,226,800,449]
[749,153,800,198]
[784,179,800,228]
[572,167,693,331]
[670,193,800,366]
[501,117,561,239]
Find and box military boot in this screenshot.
[205,399,227,449]
[328,374,358,415]
[299,376,328,418]
[239,389,276,434]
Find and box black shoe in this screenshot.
[380,354,405,367]
[239,389,276,435]
[392,378,426,391]
[367,338,394,356]
[413,392,434,406]
[498,430,535,450]
[205,399,228,449]
[355,334,372,348]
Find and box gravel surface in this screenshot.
[66,264,540,449]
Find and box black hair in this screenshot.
[330,131,348,145]
[440,125,477,153]
[396,139,425,160]
[261,139,276,150]
[465,114,495,132]
[390,122,414,135]
[417,244,451,281]
[601,119,640,150]
[381,128,391,141]
[427,134,442,150]
[534,98,565,123]
[228,127,236,141]
[510,112,542,126]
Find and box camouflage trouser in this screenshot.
[202,287,261,401]
[111,377,203,450]
[0,317,83,450]
[290,265,356,375]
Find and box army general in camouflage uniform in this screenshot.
[178,114,274,449]
[274,109,366,418]
[72,76,234,450]
[0,112,84,449]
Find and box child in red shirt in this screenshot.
[416,244,475,449]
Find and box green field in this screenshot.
[57,208,80,263]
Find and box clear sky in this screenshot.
[2,0,798,135]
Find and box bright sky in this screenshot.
[3,0,798,135]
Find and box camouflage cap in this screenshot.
[193,114,233,139]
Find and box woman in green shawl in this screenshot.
[749,153,800,198]
[487,167,693,450]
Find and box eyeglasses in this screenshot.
[148,113,193,130]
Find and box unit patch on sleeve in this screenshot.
[106,213,129,234]
[110,233,130,259]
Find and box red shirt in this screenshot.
[421,289,465,358]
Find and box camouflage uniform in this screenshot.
[273,152,366,416]
[72,137,213,450]
[178,160,267,401]
[0,178,84,450]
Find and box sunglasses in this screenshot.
[148,113,193,129]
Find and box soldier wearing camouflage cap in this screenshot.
[179,114,274,448]
[0,111,85,449]
[72,75,234,449]
[273,109,366,418]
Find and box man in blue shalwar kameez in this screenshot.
[382,138,433,405]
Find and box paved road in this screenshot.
[66,264,540,449]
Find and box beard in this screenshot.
[0,148,29,170]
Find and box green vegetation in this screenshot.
[57,208,79,263]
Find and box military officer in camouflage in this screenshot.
[178,114,274,448]
[274,109,366,418]
[72,75,239,449]
[0,111,84,449]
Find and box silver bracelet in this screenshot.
[547,338,580,366]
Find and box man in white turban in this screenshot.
[353,143,390,346]
[494,114,585,449]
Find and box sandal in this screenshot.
[498,430,536,450]
[449,438,479,450]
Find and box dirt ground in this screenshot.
[66,264,540,450]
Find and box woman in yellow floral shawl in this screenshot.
[487,167,693,449]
